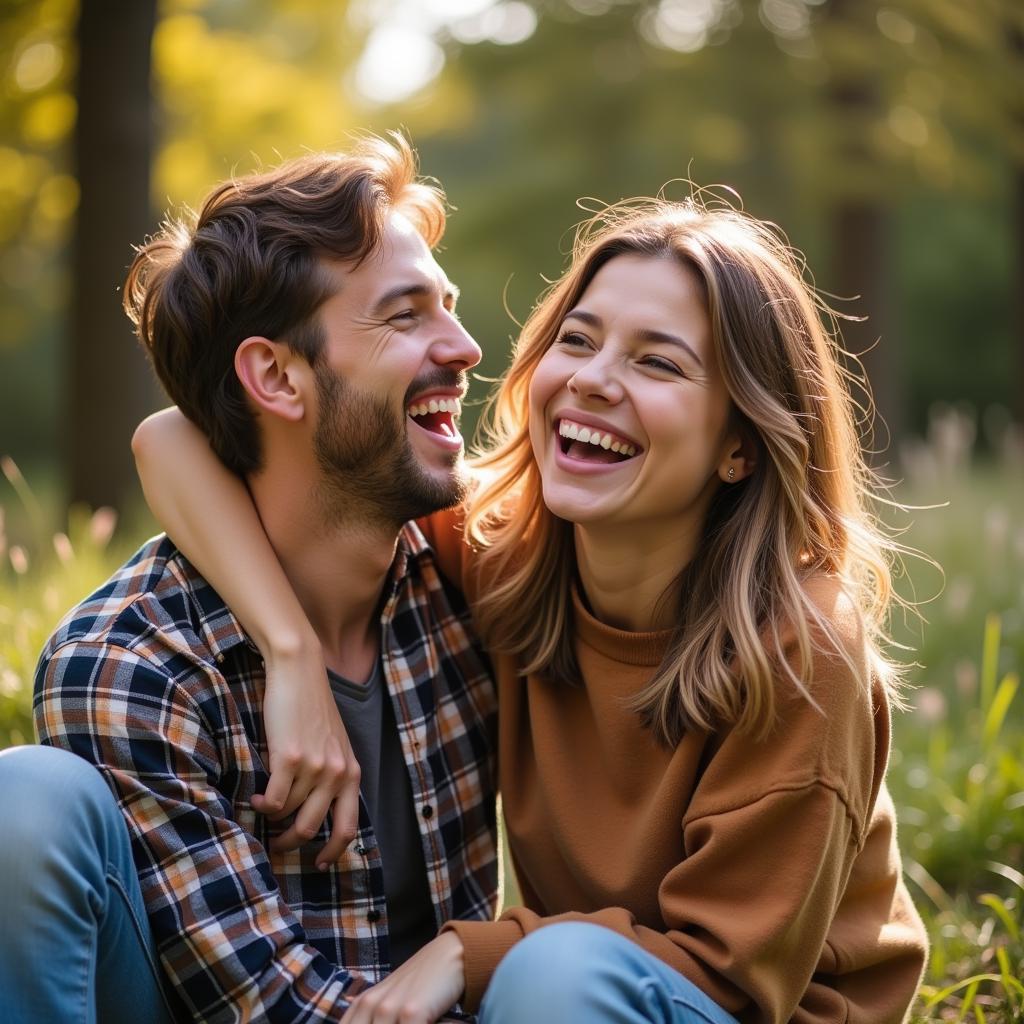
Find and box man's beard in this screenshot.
[312,365,467,529]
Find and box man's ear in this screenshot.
[234,337,309,424]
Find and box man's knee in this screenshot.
[0,744,124,866]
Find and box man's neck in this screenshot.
[248,469,400,682]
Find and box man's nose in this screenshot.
[433,310,482,370]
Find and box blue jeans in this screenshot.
[479,922,739,1024]
[0,745,177,1024]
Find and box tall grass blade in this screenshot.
[924,975,1003,1011]
[979,613,1000,713]
[955,978,979,1021]
[982,673,1019,751]
[906,858,955,912]
[978,893,1020,943]
[996,948,1022,1012]
[0,457,45,546]
[986,861,1024,894]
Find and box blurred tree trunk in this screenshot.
[1011,16,1024,424]
[823,0,901,457]
[69,0,157,509]
[829,189,896,457]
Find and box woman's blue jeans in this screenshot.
[0,744,176,1024]
[479,922,740,1024]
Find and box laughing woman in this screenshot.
[133,197,928,1023]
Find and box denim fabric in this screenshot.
[480,922,740,1024]
[0,744,176,1024]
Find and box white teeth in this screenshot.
[557,418,638,456]
[408,397,461,418]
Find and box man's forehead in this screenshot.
[318,242,438,308]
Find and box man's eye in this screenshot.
[389,310,416,323]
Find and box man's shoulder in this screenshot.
[39,534,245,674]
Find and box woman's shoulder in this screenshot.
[691,575,885,829]
[773,574,871,696]
[415,504,472,584]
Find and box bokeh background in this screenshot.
[1,1,1022,1019]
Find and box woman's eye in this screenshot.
[642,356,684,376]
[556,330,591,348]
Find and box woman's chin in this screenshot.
[540,483,615,527]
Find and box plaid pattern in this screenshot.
[34,525,498,1024]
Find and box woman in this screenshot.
[134,196,928,1023]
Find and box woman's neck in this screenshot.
[573,520,701,633]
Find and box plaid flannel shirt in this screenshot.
[34,525,498,1024]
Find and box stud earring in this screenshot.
[727,467,736,480]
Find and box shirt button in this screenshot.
[354,845,366,855]
[421,804,434,819]
[367,909,381,923]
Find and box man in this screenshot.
[0,135,497,1023]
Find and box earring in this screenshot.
[727,467,736,480]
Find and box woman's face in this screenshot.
[528,253,738,537]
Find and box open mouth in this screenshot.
[407,396,461,439]
[557,418,641,464]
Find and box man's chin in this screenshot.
[416,461,467,513]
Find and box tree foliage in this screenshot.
[0,0,1020,486]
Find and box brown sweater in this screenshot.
[422,508,928,1023]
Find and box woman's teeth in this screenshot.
[558,418,637,457]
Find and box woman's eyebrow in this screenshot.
[563,308,703,367]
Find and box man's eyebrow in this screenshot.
[370,281,460,319]
[563,308,704,367]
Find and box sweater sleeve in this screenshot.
[445,585,905,1020]
[446,781,862,1016]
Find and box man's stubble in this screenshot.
[312,365,467,530]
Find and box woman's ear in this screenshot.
[718,424,758,484]
[234,337,309,423]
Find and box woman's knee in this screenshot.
[482,923,633,1019]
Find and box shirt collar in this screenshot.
[172,521,433,665]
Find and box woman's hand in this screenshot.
[341,932,466,1024]
[132,408,362,865]
[255,641,361,867]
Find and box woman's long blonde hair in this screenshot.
[465,195,905,745]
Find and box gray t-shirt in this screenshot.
[328,660,436,968]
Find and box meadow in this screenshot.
[1,408,1022,1021]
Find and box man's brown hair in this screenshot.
[124,134,446,475]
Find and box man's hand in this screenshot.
[254,644,360,868]
[341,932,466,1024]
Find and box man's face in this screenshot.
[310,212,481,527]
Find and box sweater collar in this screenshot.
[571,583,673,667]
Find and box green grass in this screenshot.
[2,413,1023,1020]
